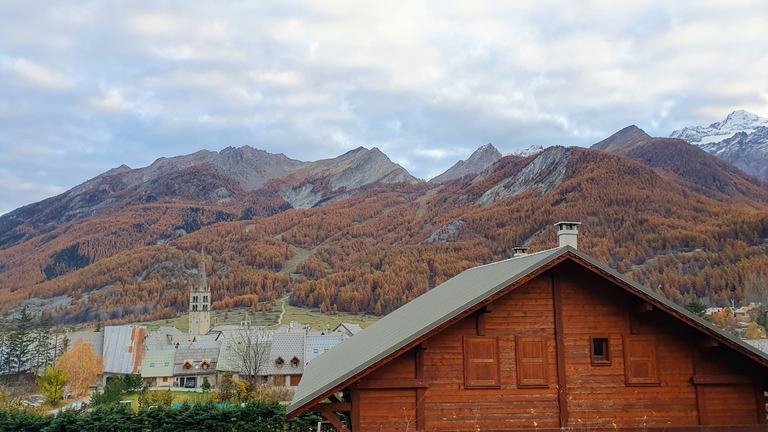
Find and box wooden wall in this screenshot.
[346,260,767,431]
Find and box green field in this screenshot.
[136,297,379,332]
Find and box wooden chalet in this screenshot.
[287,223,768,431]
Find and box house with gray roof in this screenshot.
[288,224,768,431]
[333,322,363,338]
[306,333,344,363]
[140,349,175,388]
[173,347,220,389]
[67,331,104,357]
[262,332,305,387]
[101,325,146,385]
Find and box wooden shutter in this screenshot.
[623,336,659,386]
[273,375,286,386]
[516,336,548,388]
[463,336,500,388]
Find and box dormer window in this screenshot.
[183,360,193,370]
[276,357,284,368]
[291,357,300,368]
[201,359,211,370]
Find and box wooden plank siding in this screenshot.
[341,260,767,431]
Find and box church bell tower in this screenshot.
[189,249,211,336]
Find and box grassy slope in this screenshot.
[136,297,379,332]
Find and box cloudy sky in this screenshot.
[1,1,767,215]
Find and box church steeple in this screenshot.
[189,248,211,336]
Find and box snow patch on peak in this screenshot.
[670,110,768,145]
[508,145,544,158]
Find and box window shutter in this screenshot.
[516,336,548,388]
[623,336,659,385]
[463,336,500,388]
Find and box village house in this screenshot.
[262,332,305,387]
[101,325,146,386]
[173,346,220,389]
[140,348,175,388]
[288,223,768,431]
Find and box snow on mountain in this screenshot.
[507,145,544,158]
[670,110,768,145]
[669,110,768,181]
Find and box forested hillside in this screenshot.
[1,140,767,327]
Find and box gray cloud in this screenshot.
[1,0,767,214]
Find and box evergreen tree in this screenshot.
[7,307,35,374]
[31,313,54,374]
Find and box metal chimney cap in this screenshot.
[554,221,581,230]
[512,246,529,257]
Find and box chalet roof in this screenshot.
[173,347,220,376]
[140,349,175,378]
[103,326,146,375]
[263,332,305,376]
[287,246,768,417]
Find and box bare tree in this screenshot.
[743,272,768,327]
[221,325,272,388]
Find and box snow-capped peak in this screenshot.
[670,110,768,145]
[508,145,544,158]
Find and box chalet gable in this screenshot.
[288,246,768,421]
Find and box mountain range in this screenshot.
[1,118,767,326]
[671,110,768,181]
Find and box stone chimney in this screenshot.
[554,221,581,249]
[512,246,529,257]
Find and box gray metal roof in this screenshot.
[306,334,344,363]
[68,331,104,356]
[102,326,146,375]
[140,349,176,378]
[288,246,768,416]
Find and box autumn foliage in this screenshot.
[56,340,104,397]
[0,147,767,325]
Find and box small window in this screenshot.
[276,357,284,368]
[150,363,155,367]
[591,337,611,366]
[291,357,300,368]
[164,362,169,367]
[203,296,208,302]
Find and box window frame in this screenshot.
[590,337,611,366]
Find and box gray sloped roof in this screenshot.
[103,326,146,374]
[287,246,768,416]
[263,332,305,376]
[68,331,104,356]
[141,350,176,378]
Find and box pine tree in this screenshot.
[7,307,35,374]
